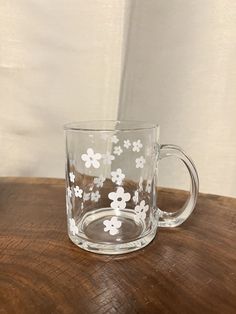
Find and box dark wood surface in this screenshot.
[0,177,235,314]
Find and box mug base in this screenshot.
[68,207,158,255]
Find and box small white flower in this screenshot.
[108,187,131,210]
[102,152,115,165]
[69,172,75,183]
[132,140,143,152]
[103,216,122,235]
[132,190,139,204]
[111,135,119,144]
[74,186,83,198]
[134,200,149,221]
[81,148,102,169]
[139,177,143,191]
[91,191,101,202]
[113,146,123,156]
[69,218,79,236]
[146,180,152,193]
[83,192,90,201]
[111,168,125,185]
[93,175,105,188]
[124,139,131,149]
[136,156,146,168]
[67,187,72,197]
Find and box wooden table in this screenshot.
[0,178,235,314]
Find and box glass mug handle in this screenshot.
[157,144,199,227]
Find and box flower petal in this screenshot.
[85,160,91,168]
[124,192,131,201]
[92,160,100,169]
[135,205,141,214]
[111,216,118,223]
[110,201,116,209]
[108,192,116,201]
[103,220,111,228]
[109,228,118,235]
[81,154,88,161]
[94,153,102,160]
[87,148,94,157]
[117,187,124,195]
[115,220,122,228]
[118,200,126,210]
[141,212,147,220]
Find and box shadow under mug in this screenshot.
[64,120,199,254]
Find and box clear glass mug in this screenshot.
[64,121,199,254]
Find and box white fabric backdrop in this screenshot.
[119,0,236,197]
[1,0,235,197]
[0,0,127,177]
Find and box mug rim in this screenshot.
[64,120,159,132]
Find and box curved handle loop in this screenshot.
[157,144,199,227]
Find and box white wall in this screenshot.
[119,0,236,197]
[0,0,128,177]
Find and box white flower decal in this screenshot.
[136,156,146,168]
[111,168,125,185]
[103,216,122,235]
[93,175,105,188]
[81,148,102,169]
[132,140,143,152]
[74,186,83,198]
[108,187,131,210]
[67,187,72,197]
[91,191,101,202]
[69,218,79,236]
[132,190,139,204]
[139,177,143,191]
[102,152,115,164]
[146,180,152,193]
[124,139,131,149]
[111,135,119,144]
[134,200,149,221]
[83,192,90,201]
[69,172,75,183]
[113,146,123,156]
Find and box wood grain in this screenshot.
[0,177,235,314]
